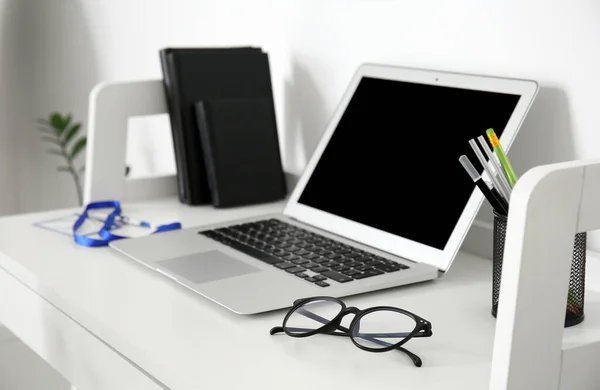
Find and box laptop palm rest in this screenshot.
[157,250,260,284]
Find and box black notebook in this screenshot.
[195,98,287,208]
[160,47,272,205]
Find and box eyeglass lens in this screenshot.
[351,309,417,349]
[285,299,343,334]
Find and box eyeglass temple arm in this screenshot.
[271,327,429,339]
[270,326,285,335]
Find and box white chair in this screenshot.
[491,159,600,389]
[84,79,179,204]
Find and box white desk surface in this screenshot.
[1,197,600,390]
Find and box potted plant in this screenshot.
[37,112,87,206]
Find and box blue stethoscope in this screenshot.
[72,200,182,247]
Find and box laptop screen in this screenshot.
[298,76,521,250]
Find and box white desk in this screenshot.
[1,197,600,390]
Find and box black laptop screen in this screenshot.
[298,76,521,250]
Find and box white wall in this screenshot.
[9,0,600,246]
[0,0,35,215]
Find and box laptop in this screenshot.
[110,63,538,314]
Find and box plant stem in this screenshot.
[59,143,83,206]
[72,168,83,206]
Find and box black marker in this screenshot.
[490,186,509,213]
[459,155,508,215]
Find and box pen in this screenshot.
[488,181,510,212]
[459,155,508,215]
[486,128,518,187]
[468,139,510,203]
[477,135,512,199]
[114,215,155,229]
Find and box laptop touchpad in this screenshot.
[157,250,260,284]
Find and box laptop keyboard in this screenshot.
[199,219,409,288]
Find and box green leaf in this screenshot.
[63,114,72,130]
[49,113,65,134]
[57,166,71,173]
[62,123,81,144]
[70,137,87,160]
[47,149,63,156]
[49,112,72,135]
[41,135,61,145]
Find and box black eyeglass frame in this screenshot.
[270,296,433,366]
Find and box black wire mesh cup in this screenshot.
[491,211,586,327]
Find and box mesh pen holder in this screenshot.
[491,211,586,327]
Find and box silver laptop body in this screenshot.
[111,213,438,314]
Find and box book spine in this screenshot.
[159,50,190,204]
[194,102,221,207]
[263,55,288,196]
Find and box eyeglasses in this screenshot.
[270,296,433,367]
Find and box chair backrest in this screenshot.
[490,158,600,389]
[84,79,178,204]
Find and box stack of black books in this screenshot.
[160,47,287,207]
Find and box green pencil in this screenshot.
[486,128,518,187]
